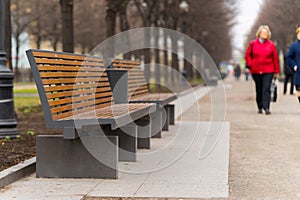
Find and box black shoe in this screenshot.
[258,109,263,114]
[265,109,271,115]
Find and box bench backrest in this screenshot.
[111,59,149,99]
[26,50,113,121]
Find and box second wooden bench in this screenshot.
[108,59,177,138]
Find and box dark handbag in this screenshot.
[246,42,254,69]
[270,79,277,102]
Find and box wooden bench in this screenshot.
[108,59,177,138]
[26,50,156,179]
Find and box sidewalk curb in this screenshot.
[0,157,36,189]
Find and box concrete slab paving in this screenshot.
[87,121,229,199]
[0,84,230,199]
[0,175,101,200]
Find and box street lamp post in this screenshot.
[179,0,189,80]
[0,0,18,138]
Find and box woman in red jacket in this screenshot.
[245,25,280,115]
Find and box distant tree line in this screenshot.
[7,0,235,82]
[246,0,300,55]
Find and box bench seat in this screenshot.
[62,103,154,130]
[130,93,177,105]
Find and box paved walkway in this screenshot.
[0,84,231,199]
[197,75,300,199]
[1,75,300,199]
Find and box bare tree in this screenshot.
[161,0,181,83]
[45,1,61,51]
[118,0,131,59]
[27,0,60,50]
[248,0,300,54]
[133,0,158,82]
[60,0,74,52]
[11,0,33,80]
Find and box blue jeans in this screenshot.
[252,73,274,110]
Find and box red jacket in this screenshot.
[245,39,280,74]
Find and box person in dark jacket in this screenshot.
[287,27,300,103]
[245,25,280,115]
[283,53,294,95]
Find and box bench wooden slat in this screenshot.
[128,78,147,84]
[112,60,140,65]
[33,51,103,62]
[130,90,149,97]
[40,72,107,78]
[46,87,112,99]
[41,77,109,85]
[130,93,175,101]
[53,101,116,120]
[62,103,151,120]
[128,82,148,89]
[35,58,104,67]
[47,90,112,100]
[44,83,109,92]
[38,65,105,72]
[48,91,112,107]
[51,96,112,114]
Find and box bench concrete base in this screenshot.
[86,124,138,162]
[166,104,175,125]
[162,106,170,131]
[113,123,137,162]
[36,135,118,179]
[150,110,162,138]
[135,116,151,149]
[162,104,175,131]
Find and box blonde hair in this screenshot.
[296,27,300,34]
[256,25,271,39]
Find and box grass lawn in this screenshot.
[14,96,41,109]
[14,88,38,94]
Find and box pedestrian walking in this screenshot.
[287,27,300,103]
[245,25,280,115]
[244,67,250,81]
[283,53,294,95]
[234,64,241,80]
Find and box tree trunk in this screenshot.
[185,51,193,80]
[3,0,12,70]
[170,34,179,84]
[143,29,151,83]
[195,50,201,79]
[154,28,161,89]
[163,30,169,84]
[119,1,131,59]
[34,0,42,49]
[52,38,58,51]
[35,33,42,49]
[60,0,74,53]
[105,3,117,58]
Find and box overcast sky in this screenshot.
[232,0,264,51]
